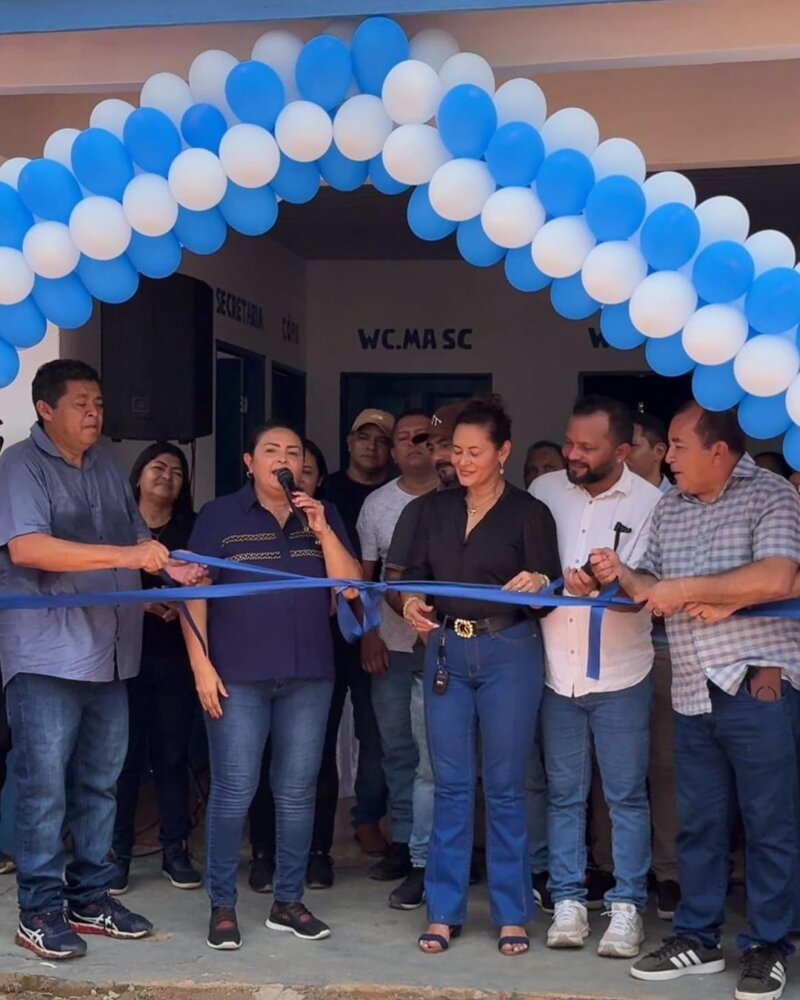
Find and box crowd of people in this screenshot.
[1,359,800,1000]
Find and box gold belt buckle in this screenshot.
[453,618,476,639]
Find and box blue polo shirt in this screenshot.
[188,484,354,683]
[0,424,148,688]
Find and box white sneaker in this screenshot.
[597,902,645,958]
[547,899,590,948]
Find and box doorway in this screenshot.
[579,371,693,427]
[271,363,307,436]
[215,342,266,497]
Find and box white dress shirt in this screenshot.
[530,465,662,696]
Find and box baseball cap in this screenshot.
[412,401,467,445]
[350,408,395,437]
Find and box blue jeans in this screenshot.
[674,681,798,954]
[204,678,332,907]
[526,724,548,873]
[409,672,434,868]
[541,675,652,912]
[6,673,128,914]
[424,620,542,927]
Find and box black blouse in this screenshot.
[403,483,561,619]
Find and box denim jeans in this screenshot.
[424,620,542,927]
[673,681,798,954]
[6,673,128,914]
[204,678,332,907]
[409,672,434,868]
[526,724,548,873]
[541,675,652,912]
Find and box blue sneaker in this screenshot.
[16,909,88,959]
[67,894,152,939]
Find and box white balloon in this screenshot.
[168,148,228,211]
[696,195,749,249]
[493,78,547,130]
[382,61,442,125]
[43,128,80,169]
[275,101,333,163]
[409,28,459,72]
[89,99,135,141]
[69,197,131,260]
[643,171,696,212]
[122,174,179,236]
[22,221,80,279]
[629,271,698,339]
[581,241,648,305]
[429,159,496,223]
[218,124,280,188]
[540,108,599,156]
[745,230,796,277]
[480,187,545,249]
[381,124,450,185]
[682,304,749,365]
[439,52,495,96]
[590,138,646,183]
[531,216,596,279]
[140,72,194,128]
[333,95,393,161]
[0,157,30,189]
[785,372,800,425]
[0,247,34,305]
[252,30,302,102]
[735,335,800,397]
[188,49,238,122]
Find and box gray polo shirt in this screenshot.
[0,424,148,687]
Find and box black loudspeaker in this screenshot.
[101,274,213,442]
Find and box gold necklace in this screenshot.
[466,482,503,517]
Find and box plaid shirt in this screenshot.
[638,453,800,716]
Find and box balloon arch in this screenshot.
[1,17,800,463]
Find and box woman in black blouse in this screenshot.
[401,398,560,957]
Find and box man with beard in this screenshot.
[529,396,661,959]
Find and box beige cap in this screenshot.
[350,408,395,437]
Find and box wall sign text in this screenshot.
[216,287,264,330]
[358,327,473,351]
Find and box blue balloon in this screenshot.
[32,274,93,329]
[127,231,182,279]
[318,144,368,192]
[71,128,133,200]
[220,183,279,236]
[407,185,456,242]
[746,267,800,334]
[640,203,700,271]
[351,17,408,96]
[584,175,646,242]
[0,298,47,348]
[225,61,285,128]
[295,36,352,111]
[123,108,182,176]
[0,182,34,249]
[692,361,746,411]
[457,217,505,268]
[504,246,551,293]
[77,254,139,304]
[485,123,544,188]
[782,424,800,471]
[738,392,792,439]
[600,302,646,350]
[181,104,228,153]
[437,84,497,159]
[271,157,320,205]
[174,207,227,255]
[550,273,599,320]
[536,150,595,217]
[17,160,82,223]
[692,240,755,304]
[370,155,408,196]
[645,332,695,377]
[0,336,20,388]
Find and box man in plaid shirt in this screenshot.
[592,402,800,1000]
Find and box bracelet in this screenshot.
[402,596,420,621]
[538,573,551,590]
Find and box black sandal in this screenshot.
[418,924,462,953]
[498,933,529,956]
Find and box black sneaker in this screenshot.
[736,946,787,1000]
[16,909,88,960]
[631,935,726,981]
[533,870,555,914]
[162,843,202,890]
[586,868,616,911]
[656,879,681,920]
[108,855,129,896]
[389,866,425,910]
[369,841,411,882]
[207,906,242,950]
[67,894,153,939]
[248,852,275,893]
[306,852,334,890]
[0,851,16,875]
[266,900,331,941]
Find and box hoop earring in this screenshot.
[500,464,505,476]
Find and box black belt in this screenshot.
[441,612,525,639]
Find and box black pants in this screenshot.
[113,650,197,857]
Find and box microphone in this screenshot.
[275,467,310,532]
